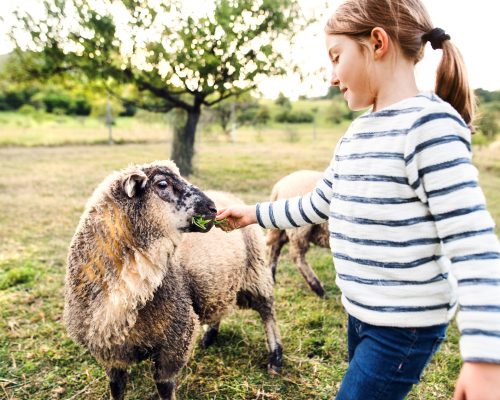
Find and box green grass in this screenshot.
[0,111,172,147]
[0,113,498,399]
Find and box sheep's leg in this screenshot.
[289,237,325,297]
[151,313,198,400]
[201,321,220,348]
[106,367,128,400]
[267,231,288,282]
[237,291,283,374]
[258,299,283,374]
[152,352,181,400]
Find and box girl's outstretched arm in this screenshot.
[216,205,257,231]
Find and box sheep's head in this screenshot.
[103,160,217,239]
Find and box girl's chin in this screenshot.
[346,99,360,111]
[347,98,373,112]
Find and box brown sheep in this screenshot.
[64,160,282,400]
[266,170,329,297]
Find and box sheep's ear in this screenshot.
[122,171,148,198]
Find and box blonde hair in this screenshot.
[325,0,475,127]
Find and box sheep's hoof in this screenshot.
[155,380,176,400]
[201,325,219,348]
[310,281,325,298]
[270,265,277,283]
[267,363,281,375]
[267,345,283,375]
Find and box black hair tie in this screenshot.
[422,27,450,50]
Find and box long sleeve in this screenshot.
[255,92,500,354]
[404,105,500,362]
[256,162,335,230]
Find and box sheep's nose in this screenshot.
[195,197,217,216]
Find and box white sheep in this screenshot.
[266,170,329,297]
[64,160,282,400]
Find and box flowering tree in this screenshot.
[8,0,302,174]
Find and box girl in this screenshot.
[216,0,500,398]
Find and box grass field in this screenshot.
[0,113,498,399]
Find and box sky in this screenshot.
[1,0,499,99]
[263,0,500,98]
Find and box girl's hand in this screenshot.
[215,205,257,232]
[454,362,500,400]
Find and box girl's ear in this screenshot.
[370,27,389,59]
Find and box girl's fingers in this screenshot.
[216,208,231,219]
[215,205,255,230]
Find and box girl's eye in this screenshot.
[331,55,339,64]
[157,181,168,189]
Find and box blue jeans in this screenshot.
[335,315,448,400]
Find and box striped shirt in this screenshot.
[257,92,500,363]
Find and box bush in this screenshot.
[0,93,7,110]
[476,105,499,139]
[275,110,314,123]
[238,105,271,126]
[475,88,500,104]
[327,100,354,124]
[254,107,271,125]
[18,104,38,115]
[91,96,125,120]
[275,92,291,110]
[52,107,67,116]
[40,91,73,113]
[1,89,34,110]
[27,91,91,115]
[119,101,138,117]
[70,98,92,116]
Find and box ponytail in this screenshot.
[434,41,476,130]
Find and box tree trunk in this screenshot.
[171,107,201,176]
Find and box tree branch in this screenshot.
[104,84,175,113]
[123,68,192,111]
[203,86,255,107]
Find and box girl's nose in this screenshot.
[330,71,340,87]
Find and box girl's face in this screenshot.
[325,34,376,111]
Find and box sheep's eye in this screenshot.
[157,181,168,190]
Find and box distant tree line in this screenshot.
[0,85,137,117]
[474,89,500,139]
[1,81,498,139]
[476,88,500,103]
